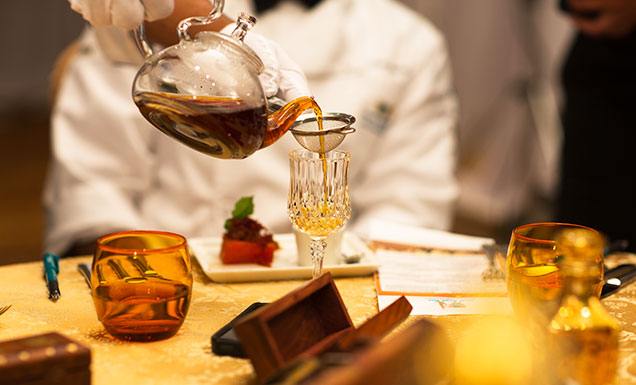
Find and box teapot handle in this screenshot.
[132,0,226,58]
[133,24,154,58]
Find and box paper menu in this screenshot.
[378,295,511,316]
[374,248,511,316]
[367,221,511,315]
[366,219,494,252]
[375,249,506,296]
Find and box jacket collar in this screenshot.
[254,0,352,75]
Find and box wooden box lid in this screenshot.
[303,319,453,385]
[0,332,91,385]
[235,273,354,381]
[235,273,413,383]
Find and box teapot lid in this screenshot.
[178,12,264,74]
[226,13,264,74]
[134,6,265,75]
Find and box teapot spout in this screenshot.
[261,96,322,149]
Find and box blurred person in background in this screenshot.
[45,0,458,256]
[402,0,572,241]
[557,0,636,251]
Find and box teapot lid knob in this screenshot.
[223,12,264,73]
[231,13,257,41]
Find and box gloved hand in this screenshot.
[221,24,311,101]
[68,0,174,30]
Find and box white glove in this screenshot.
[68,0,174,30]
[221,25,311,101]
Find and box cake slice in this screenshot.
[220,197,279,267]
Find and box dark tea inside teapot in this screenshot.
[134,92,268,159]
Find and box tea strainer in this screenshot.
[290,112,356,153]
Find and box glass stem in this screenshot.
[310,237,327,278]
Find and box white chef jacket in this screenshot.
[44,0,458,255]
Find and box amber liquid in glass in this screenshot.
[293,205,348,237]
[134,91,267,159]
[508,264,562,324]
[93,267,190,342]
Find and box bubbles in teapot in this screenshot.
[134,91,267,159]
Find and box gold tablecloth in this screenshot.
[1,256,636,384]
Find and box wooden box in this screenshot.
[235,273,412,383]
[303,319,453,385]
[0,332,91,385]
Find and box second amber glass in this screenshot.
[92,230,192,341]
[506,222,604,328]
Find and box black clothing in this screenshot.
[558,31,636,251]
[253,0,322,14]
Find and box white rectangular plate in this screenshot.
[189,232,378,282]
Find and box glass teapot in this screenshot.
[131,0,354,159]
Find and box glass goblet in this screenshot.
[288,149,351,278]
[506,222,604,328]
[92,230,192,341]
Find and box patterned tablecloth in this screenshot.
[0,255,635,385]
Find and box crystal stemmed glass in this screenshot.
[288,149,351,278]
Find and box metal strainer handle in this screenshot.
[336,127,356,135]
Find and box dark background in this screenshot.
[0,2,83,264]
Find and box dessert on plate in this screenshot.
[220,196,279,267]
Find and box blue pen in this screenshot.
[43,252,61,302]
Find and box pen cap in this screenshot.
[43,252,60,280]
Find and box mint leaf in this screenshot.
[232,196,254,219]
[224,196,255,231]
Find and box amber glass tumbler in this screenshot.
[92,230,192,341]
[506,222,604,328]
